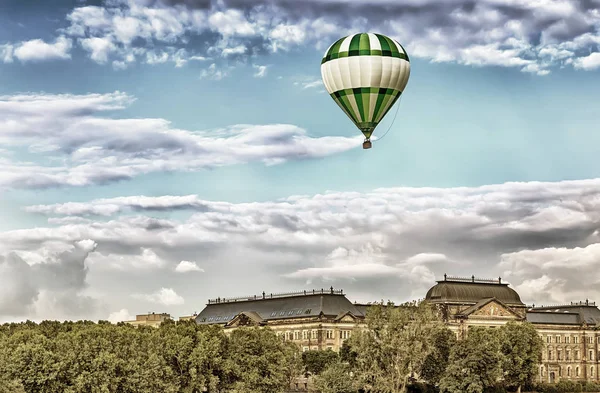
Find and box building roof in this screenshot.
[195,288,364,325]
[425,275,523,306]
[526,311,581,325]
[527,301,600,325]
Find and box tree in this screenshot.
[302,349,339,375]
[226,327,293,393]
[348,300,451,393]
[313,362,356,393]
[282,341,303,388]
[439,327,503,393]
[499,321,544,393]
[419,327,456,386]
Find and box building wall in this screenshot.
[536,326,600,384]
[224,317,360,352]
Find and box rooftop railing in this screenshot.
[442,274,504,284]
[527,300,596,309]
[207,287,344,304]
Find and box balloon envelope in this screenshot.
[320,33,410,140]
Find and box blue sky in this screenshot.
[1,0,600,323]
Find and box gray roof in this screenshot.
[527,303,600,325]
[195,291,364,325]
[425,279,523,306]
[526,311,581,325]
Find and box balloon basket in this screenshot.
[363,140,372,149]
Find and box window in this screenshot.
[288,310,294,316]
[303,347,309,352]
[294,331,300,340]
[279,311,285,316]
[597,336,600,344]
[296,310,302,315]
[575,350,580,360]
[576,367,580,377]
[566,350,570,361]
[326,330,334,339]
[208,317,213,321]
[567,367,571,377]
[574,336,579,344]
[566,336,570,344]
[592,367,595,377]
[588,337,593,344]
[200,318,206,322]
[305,309,312,314]
[556,335,561,343]
[547,336,551,343]
[302,330,308,340]
[271,311,277,317]
[590,350,594,361]
[557,350,562,360]
[548,350,553,360]
[540,366,544,377]
[341,330,351,340]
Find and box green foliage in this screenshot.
[439,327,503,393]
[419,327,456,385]
[313,362,357,393]
[302,349,339,375]
[499,321,544,392]
[348,300,451,393]
[532,381,600,392]
[0,320,300,393]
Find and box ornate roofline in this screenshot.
[527,300,596,309]
[207,287,344,305]
[436,273,507,285]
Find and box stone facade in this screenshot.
[195,276,600,384]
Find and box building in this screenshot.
[195,287,363,351]
[178,314,198,321]
[527,302,600,384]
[424,274,527,338]
[196,275,600,384]
[424,275,600,385]
[124,312,171,327]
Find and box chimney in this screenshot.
[498,277,502,284]
[471,275,475,282]
[443,273,447,281]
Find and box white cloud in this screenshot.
[12,36,72,62]
[175,260,204,273]
[133,288,185,306]
[10,178,600,309]
[253,64,268,78]
[107,308,134,323]
[0,44,14,63]
[2,0,599,73]
[0,91,360,189]
[87,248,167,271]
[573,52,600,70]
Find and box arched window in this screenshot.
[590,350,594,360]
[540,366,544,376]
[576,367,580,377]
[567,367,571,377]
[592,366,595,377]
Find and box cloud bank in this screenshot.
[1,0,599,75]
[0,91,360,189]
[3,178,600,321]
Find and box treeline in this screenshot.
[312,301,600,393]
[2,302,599,393]
[0,319,302,393]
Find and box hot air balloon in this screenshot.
[320,33,410,149]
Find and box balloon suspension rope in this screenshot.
[373,95,402,142]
